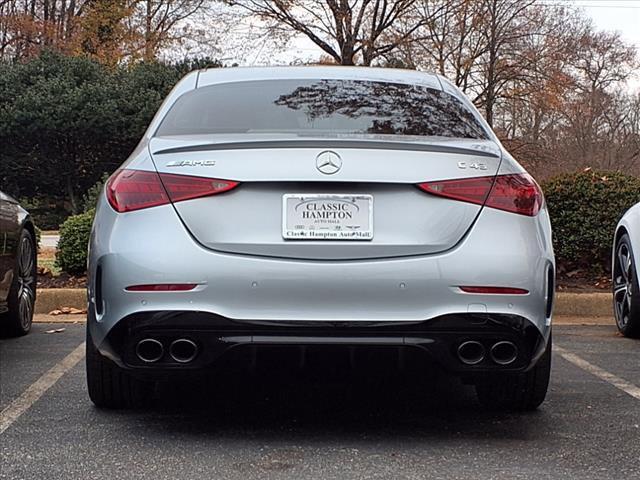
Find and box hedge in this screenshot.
[0,51,223,226]
[542,170,640,275]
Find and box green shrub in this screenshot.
[543,170,640,275]
[55,210,95,275]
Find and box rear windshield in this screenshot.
[156,79,488,139]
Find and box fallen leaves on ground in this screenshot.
[48,307,87,316]
[45,328,65,334]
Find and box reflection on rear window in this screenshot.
[156,79,488,139]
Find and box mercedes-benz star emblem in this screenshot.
[316,151,342,175]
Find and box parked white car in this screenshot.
[613,204,640,337]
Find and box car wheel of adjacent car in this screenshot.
[613,234,640,338]
[475,332,552,412]
[86,328,153,409]
[1,229,36,337]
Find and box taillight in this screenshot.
[106,169,239,213]
[160,172,239,203]
[418,176,494,205]
[484,174,543,216]
[106,170,169,212]
[417,173,543,216]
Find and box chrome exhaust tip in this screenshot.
[135,338,164,363]
[490,341,518,365]
[457,340,485,365]
[169,338,198,363]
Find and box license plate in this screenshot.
[282,194,373,240]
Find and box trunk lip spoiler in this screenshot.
[151,139,500,158]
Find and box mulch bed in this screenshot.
[556,268,611,293]
[37,272,87,289]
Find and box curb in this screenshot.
[35,288,613,317]
[36,288,86,315]
[34,314,85,324]
[553,292,611,318]
[552,316,613,326]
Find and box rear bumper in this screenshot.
[91,311,548,376]
[88,197,554,352]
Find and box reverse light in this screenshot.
[125,284,198,292]
[106,169,239,213]
[459,286,529,295]
[418,173,543,216]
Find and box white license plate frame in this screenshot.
[282,194,373,240]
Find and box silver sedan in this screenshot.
[86,67,554,411]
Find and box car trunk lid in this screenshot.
[149,135,501,260]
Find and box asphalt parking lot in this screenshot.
[1,322,639,480]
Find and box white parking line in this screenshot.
[0,342,85,435]
[554,345,640,401]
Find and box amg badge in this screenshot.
[166,160,216,167]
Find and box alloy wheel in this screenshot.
[613,241,634,329]
[17,235,35,330]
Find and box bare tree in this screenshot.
[0,0,210,62]
[492,6,585,141]
[392,1,483,88]
[558,28,639,171]
[395,0,541,126]
[131,0,208,61]
[472,0,537,126]
[228,0,427,66]
[495,17,640,177]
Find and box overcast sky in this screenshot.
[568,0,640,46]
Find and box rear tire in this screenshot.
[475,333,552,412]
[1,229,36,337]
[612,234,640,338]
[86,328,152,409]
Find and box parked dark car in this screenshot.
[0,191,37,336]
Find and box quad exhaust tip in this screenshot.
[136,338,164,363]
[457,340,485,365]
[490,341,518,365]
[169,338,198,363]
